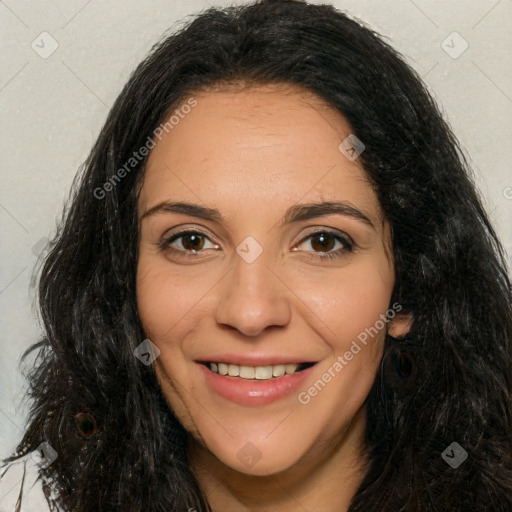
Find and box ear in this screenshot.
[388,313,413,338]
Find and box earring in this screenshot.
[73,412,97,440]
[383,334,417,395]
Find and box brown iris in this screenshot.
[181,233,205,251]
[310,232,335,252]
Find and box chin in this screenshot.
[205,431,310,477]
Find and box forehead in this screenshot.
[139,84,382,226]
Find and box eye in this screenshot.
[159,230,219,256]
[158,228,353,261]
[293,230,353,259]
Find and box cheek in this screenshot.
[136,256,213,339]
[136,266,173,337]
[136,258,209,431]
[292,263,393,439]
[298,256,394,354]
[137,248,394,354]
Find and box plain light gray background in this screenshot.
[1,0,511,460]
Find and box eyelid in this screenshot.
[159,226,219,252]
[158,225,355,259]
[160,224,217,242]
[290,230,354,262]
[293,226,354,249]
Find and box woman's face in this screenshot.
[136,84,410,476]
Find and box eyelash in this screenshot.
[158,229,354,260]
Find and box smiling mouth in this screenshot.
[200,361,316,380]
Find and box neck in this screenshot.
[188,406,369,512]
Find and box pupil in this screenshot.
[311,233,334,252]
[183,234,204,251]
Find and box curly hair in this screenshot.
[5,0,512,510]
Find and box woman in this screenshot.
[1,0,511,510]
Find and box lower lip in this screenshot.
[198,363,316,406]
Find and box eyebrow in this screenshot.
[140,200,375,229]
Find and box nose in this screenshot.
[214,254,291,337]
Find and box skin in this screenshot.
[136,83,411,511]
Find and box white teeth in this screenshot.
[228,364,239,377]
[255,366,273,380]
[285,364,299,374]
[272,364,286,377]
[239,366,255,379]
[208,362,302,380]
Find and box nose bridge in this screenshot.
[215,248,291,336]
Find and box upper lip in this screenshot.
[196,354,318,366]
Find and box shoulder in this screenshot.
[0,451,54,512]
